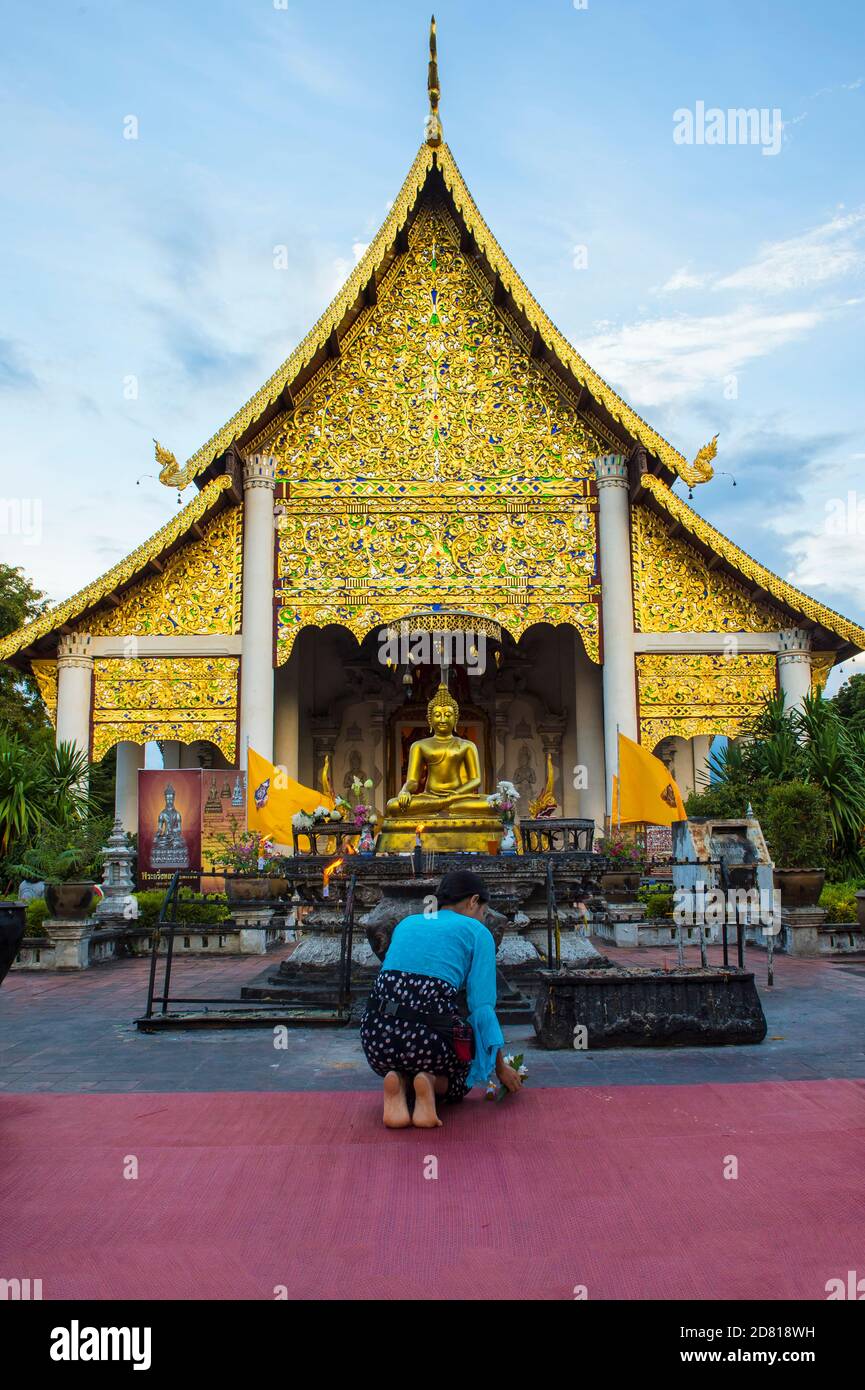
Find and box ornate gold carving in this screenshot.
[91,657,238,763]
[264,204,601,660]
[170,142,703,490]
[268,205,603,488]
[154,439,180,485]
[811,651,836,693]
[639,474,865,650]
[0,475,236,660]
[637,652,778,748]
[82,505,242,638]
[631,503,786,633]
[31,660,57,728]
[275,501,600,664]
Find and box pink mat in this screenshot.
[2,1080,862,1300]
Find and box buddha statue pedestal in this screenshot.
[377,684,503,855]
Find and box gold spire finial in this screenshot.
[425,15,442,147]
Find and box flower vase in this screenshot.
[358,823,377,857]
[500,820,517,856]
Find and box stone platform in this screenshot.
[241,850,610,1022]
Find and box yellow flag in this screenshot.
[247,747,334,847]
[616,733,686,826]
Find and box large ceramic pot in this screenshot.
[600,870,641,903]
[0,901,26,984]
[224,875,285,904]
[44,881,96,920]
[773,868,826,909]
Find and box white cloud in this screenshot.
[656,265,708,293]
[652,208,865,301]
[762,451,865,610]
[577,305,822,406]
[716,209,865,294]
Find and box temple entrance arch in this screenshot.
[273,615,606,828]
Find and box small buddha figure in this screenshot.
[151,783,189,869]
[379,685,503,853]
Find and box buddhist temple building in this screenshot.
[3,23,864,835]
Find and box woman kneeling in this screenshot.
[359,870,523,1127]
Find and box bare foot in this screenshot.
[383,1071,411,1128]
[412,1072,443,1128]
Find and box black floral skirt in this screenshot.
[359,970,470,1102]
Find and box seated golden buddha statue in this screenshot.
[378,685,503,853]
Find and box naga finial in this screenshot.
[425,15,442,147]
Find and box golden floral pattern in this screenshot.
[91,657,238,763]
[639,474,864,652]
[632,503,787,634]
[270,204,601,660]
[31,660,58,727]
[275,501,599,662]
[81,506,242,638]
[269,205,603,487]
[637,652,778,748]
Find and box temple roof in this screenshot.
[0,473,237,665]
[161,142,715,493]
[638,473,865,655]
[2,46,863,671]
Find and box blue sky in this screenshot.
[1,0,863,689]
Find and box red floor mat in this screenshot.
[2,1079,862,1300]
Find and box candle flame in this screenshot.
[322,857,344,890]
[415,823,426,836]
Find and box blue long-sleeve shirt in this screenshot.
[381,908,505,1089]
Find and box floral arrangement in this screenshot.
[486,780,520,823]
[211,820,281,876]
[485,1053,528,1101]
[292,804,343,833]
[597,829,647,871]
[344,776,378,829]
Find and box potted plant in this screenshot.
[486,781,520,854]
[211,820,286,903]
[763,781,830,908]
[8,817,110,920]
[596,830,646,902]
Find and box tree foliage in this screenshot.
[686,692,865,878]
[0,563,51,743]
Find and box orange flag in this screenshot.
[247,747,334,847]
[615,733,686,826]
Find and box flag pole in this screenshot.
[616,723,621,828]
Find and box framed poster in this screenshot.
[137,770,202,891]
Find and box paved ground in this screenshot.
[2,940,864,1093]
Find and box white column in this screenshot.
[777,628,812,714]
[575,637,606,831]
[239,454,277,769]
[595,454,638,814]
[56,634,93,766]
[115,741,145,831]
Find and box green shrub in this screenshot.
[637,886,674,919]
[819,881,862,923]
[24,896,50,937]
[762,781,831,869]
[133,888,230,931]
